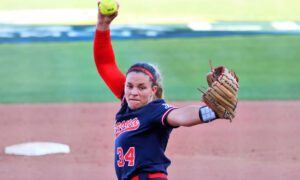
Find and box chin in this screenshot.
[128,104,140,110]
[128,101,146,110]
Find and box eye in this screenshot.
[126,84,133,89]
[139,86,146,90]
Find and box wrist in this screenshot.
[199,106,217,123]
[96,22,110,31]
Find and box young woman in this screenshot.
[93,4,224,180]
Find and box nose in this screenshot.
[130,87,139,95]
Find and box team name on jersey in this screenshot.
[114,118,140,138]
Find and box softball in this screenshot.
[99,0,118,15]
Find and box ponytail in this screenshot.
[153,84,164,100]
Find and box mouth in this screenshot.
[129,99,140,102]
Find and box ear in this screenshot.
[151,85,158,94]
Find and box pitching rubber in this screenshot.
[4,141,70,156]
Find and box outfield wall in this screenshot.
[1,22,300,43]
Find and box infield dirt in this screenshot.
[0,101,299,180]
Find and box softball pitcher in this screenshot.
[93,2,239,180]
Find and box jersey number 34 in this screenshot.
[117,147,135,167]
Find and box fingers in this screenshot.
[110,11,118,19]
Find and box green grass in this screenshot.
[1,35,300,103]
[0,0,299,22]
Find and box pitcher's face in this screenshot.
[125,72,157,110]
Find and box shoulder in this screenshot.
[148,99,175,110]
[149,99,170,106]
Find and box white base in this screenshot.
[4,142,70,156]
